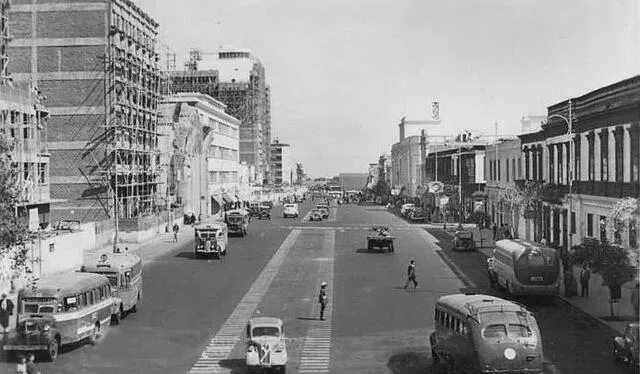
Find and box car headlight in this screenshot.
[43,325,50,332]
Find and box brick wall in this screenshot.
[38,79,104,107]
[47,114,105,142]
[37,11,105,38]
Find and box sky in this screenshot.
[135,0,639,178]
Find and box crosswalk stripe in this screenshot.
[187,229,302,373]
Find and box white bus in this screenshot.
[488,239,560,296]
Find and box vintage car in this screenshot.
[283,203,299,218]
[309,209,324,221]
[408,207,426,222]
[316,204,329,219]
[225,209,250,236]
[261,201,274,209]
[257,206,272,220]
[366,226,395,252]
[613,323,639,373]
[246,317,287,373]
[2,315,61,361]
[194,222,228,258]
[452,230,476,251]
[400,203,415,217]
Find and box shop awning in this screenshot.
[222,193,234,203]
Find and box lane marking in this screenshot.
[298,230,335,373]
[188,229,302,374]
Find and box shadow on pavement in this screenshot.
[218,358,245,373]
[296,316,320,321]
[175,251,195,259]
[387,350,433,374]
[356,247,394,254]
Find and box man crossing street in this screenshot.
[318,282,328,320]
[404,260,418,289]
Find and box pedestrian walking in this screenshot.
[15,354,27,374]
[318,282,328,320]
[0,292,14,334]
[25,353,40,374]
[172,223,180,242]
[631,282,639,319]
[579,265,591,297]
[404,260,418,289]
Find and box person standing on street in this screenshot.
[0,292,15,333]
[579,265,591,297]
[172,223,180,242]
[404,260,418,289]
[318,282,328,320]
[25,353,40,374]
[15,354,27,374]
[631,282,639,319]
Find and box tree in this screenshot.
[498,181,542,238]
[607,197,639,247]
[0,134,31,288]
[570,238,636,317]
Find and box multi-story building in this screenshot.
[519,75,639,252]
[424,143,486,221]
[484,138,522,230]
[8,0,162,223]
[160,93,241,217]
[0,83,50,230]
[391,136,423,197]
[170,47,271,185]
[270,139,292,187]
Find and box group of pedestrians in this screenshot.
[491,223,513,241]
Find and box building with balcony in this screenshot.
[270,139,292,187]
[8,0,162,223]
[519,75,639,252]
[160,93,241,218]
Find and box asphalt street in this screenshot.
[0,202,629,374]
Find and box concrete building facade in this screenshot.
[8,0,162,223]
[270,139,292,187]
[484,139,523,232]
[170,47,271,185]
[391,136,423,197]
[160,93,241,218]
[519,75,639,254]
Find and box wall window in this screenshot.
[525,150,530,180]
[600,215,607,242]
[630,126,639,182]
[557,144,563,184]
[548,145,554,183]
[513,158,517,180]
[587,213,594,237]
[600,130,609,181]
[38,163,47,184]
[574,136,581,182]
[497,160,501,181]
[571,212,576,234]
[506,159,510,182]
[532,148,538,180]
[588,133,595,181]
[614,127,624,182]
[630,220,638,249]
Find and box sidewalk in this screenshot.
[438,227,636,334]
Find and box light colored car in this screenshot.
[400,203,415,217]
[246,317,287,372]
[309,209,323,221]
[283,203,299,218]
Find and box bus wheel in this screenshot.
[46,337,59,361]
[131,295,139,313]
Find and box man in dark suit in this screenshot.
[0,292,15,333]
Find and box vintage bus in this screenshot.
[430,293,544,374]
[489,239,560,296]
[82,252,143,325]
[19,272,113,348]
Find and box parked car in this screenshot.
[2,315,61,361]
[309,209,324,221]
[400,203,415,217]
[246,317,287,373]
[408,207,426,222]
[258,206,271,220]
[452,230,476,251]
[613,323,639,373]
[317,204,329,219]
[261,201,274,209]
[283,203,299,218]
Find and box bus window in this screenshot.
[65,296,78,311]
[439,311,445,325]
[446,315,451,329]
[120,274,126,287]
[483,324,507,339]
[125,271,131,286]
[93,289,99,303]
[86,291,93,305]
[24,304,38,313]
[99,286,104,300]
[507,324,532,338]
[455,319,461,333]
[435,309,440,322]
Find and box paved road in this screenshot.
[0,202,628,373]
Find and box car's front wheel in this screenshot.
[46,337,59,361]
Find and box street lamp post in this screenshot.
[547,99,574,258]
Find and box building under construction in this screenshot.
[0,0,51,229]
[170,48,271,185]
[8,0,162,223]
